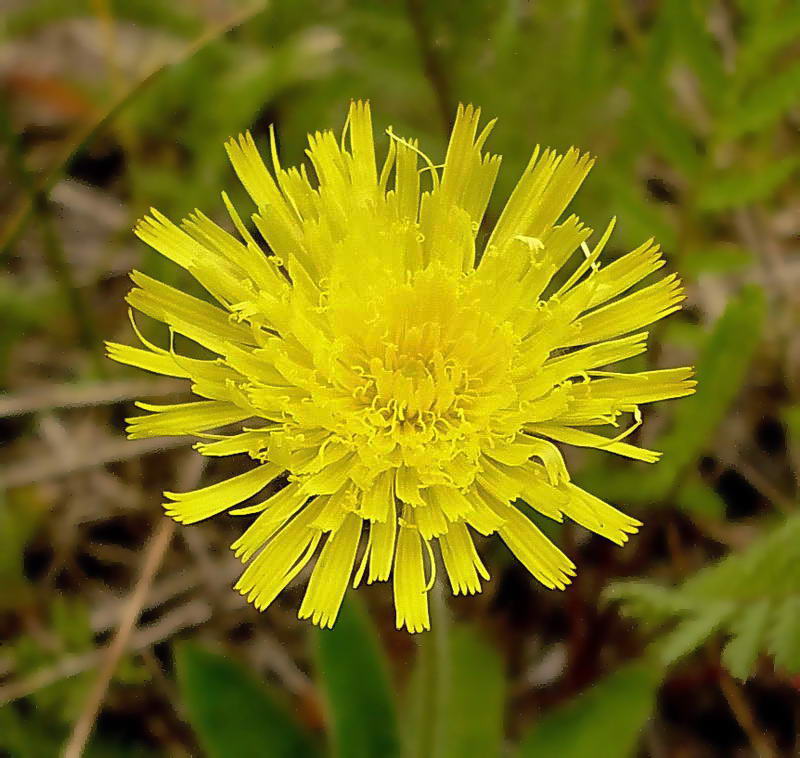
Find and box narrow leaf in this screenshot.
[721,598,772,679]
[609,516,800,677]
[698,158,799,211]
[313,596,401,758]
[175,643,317,758]
[518,661,661,758]
[726,60,800,137]
[674,478,726,518]
[768,597,800,674]
[665,0,727,111]
[680,245,753,277]
[632,78,701,177]
[658,606,732,666]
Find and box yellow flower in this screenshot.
[108,101,694,632]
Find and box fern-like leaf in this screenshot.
[606,515,800,678]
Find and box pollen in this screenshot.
[108,101,695,632]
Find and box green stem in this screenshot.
[409,572,450,758]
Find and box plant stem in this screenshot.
[405,0,454,133]
[62,454,206,758]
[718,669,777,758]
[409,572,450,758]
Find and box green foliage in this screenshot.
[680,245,753,277]
[0,589,149,755]
[651,286,765,493]
[631,76,702,179]
[12,597,94,721]
[783,405,800,448]
[726,61,800,138]
[664,0,726,112]
[175,643,318,758]
[0,706,64,758]
[518,661,661,758]
[735,2,800,86]
[126,31,319,217]
[0,597,129,757]
[313,597,400,758]
[698,157,800,211]
[607,515,800,678]
[0,702,157,758]
[673,478,726,519]
[0,490,44,605]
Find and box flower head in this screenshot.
[108,101,694,632]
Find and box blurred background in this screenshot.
[1,0,800,755]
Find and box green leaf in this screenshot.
[680,245,753,277]
[698,158,800,211]
[0,490,43,604]
[518,661,661,758]
[734,3,800,88]
[726,60,800,137]
[600,171,677,250]
[609,515,800,678]
[768,597,800,673]
[632,77,701,177]
[721,598,772,679]
[783,404,800,444]
[662,321,706,350]
[12,597,95,722]
[175,643,317,758]
[443,625,505,758]
[313,596,400,758]
[0,705,65,758]
[660,285,764,462]
[665,0,727,111]
[674,478,726,518]
[658,605,731,666]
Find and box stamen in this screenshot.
[385,127,440,191]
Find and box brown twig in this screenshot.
[0,600,211,705]
[0,378,185,417]
[62,516,177,757]
[723,454,795,515]
[404,0,454,133]
[2,435,191,489]
[61,454,206,757]
[0,593,314,707]
[718,669,778,758]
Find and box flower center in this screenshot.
[323,265,518,487]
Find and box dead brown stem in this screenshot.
[0,378,184,418]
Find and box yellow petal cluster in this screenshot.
[108,101,694,631]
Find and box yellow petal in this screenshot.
[393,509,431,633]
[299,512,363,628]
[163,463,282,524]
